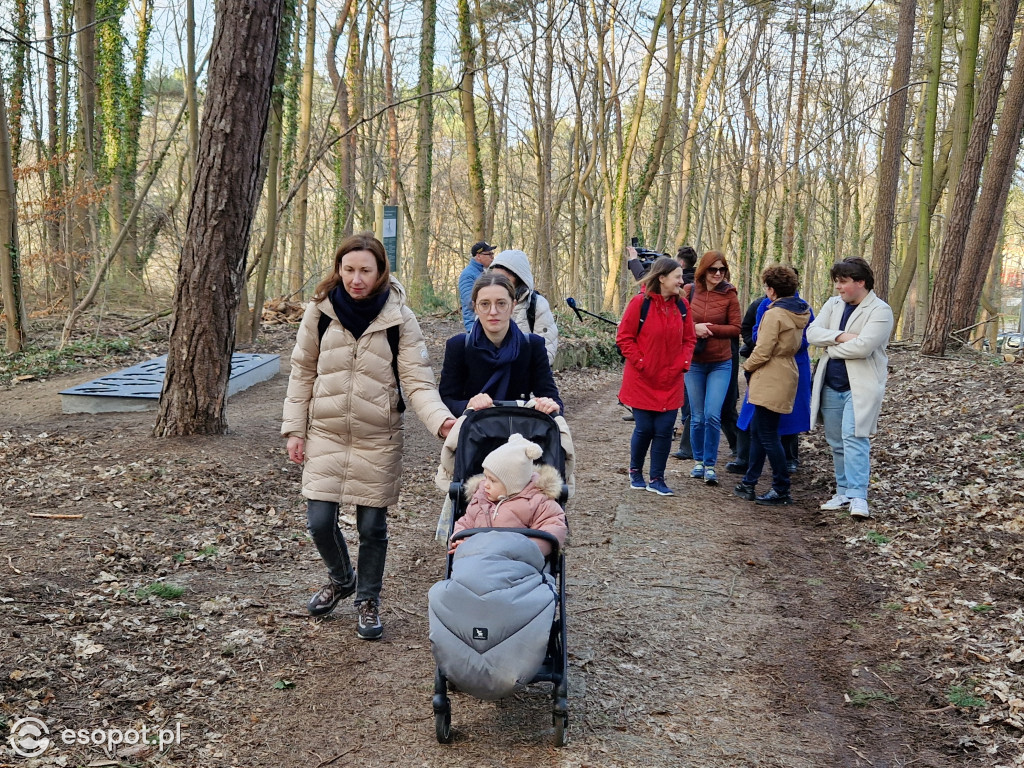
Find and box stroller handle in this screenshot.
[463,400,555,414]
[449,527,561,563]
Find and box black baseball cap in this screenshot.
[471,241,496,257]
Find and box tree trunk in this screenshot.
[737,9,766,304]
[0,77,26,352]
[921,0,1019,355]
[287,0,316,298]
[457,0,484,238]
[9,0,29,166]
[72,0,98,292]
[474,0,501,235]
[630,2,679,238]
[782,1,810,264]
[526,0,557,295]
[601,0,670,311]
[380,0,399,204]
[942,0,982,223]
[410,0,436,306]
[674,0,725,250]
[913,0,943,337]
[153,0,283,436]
[249,0,297,341]
[952,25,1024,334]
[343,3,364,235]
[41,0,63,285]
[187,0,199,182]
[870,0,916,300]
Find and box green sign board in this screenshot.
[382,205,399,273]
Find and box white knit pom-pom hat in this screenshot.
[482,433,543,496]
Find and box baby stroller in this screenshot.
[429,403,570,746]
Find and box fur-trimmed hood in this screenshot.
[464,463,564,502]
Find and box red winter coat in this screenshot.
[617,290,697,412]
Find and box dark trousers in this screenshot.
[737,427,798,467]
[676,399,692,457]
[306,500,388,604]
[742,406,791,494]
[735,424,751,465]
[631,408,678,481]
[721,347,740,453]
[782,434,799,465]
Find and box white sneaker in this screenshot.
[820,494,851,511]
[849,498,871,519]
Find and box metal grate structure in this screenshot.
[60,354,280,414]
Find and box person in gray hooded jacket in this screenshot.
[489,249,559,366]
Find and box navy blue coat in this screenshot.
[439,332,563,416]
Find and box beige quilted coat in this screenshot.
[281,278,453,507]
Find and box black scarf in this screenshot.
[329,284,390,339]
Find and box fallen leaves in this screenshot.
[815,347,1024,751]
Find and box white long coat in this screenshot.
[806,291,894,438]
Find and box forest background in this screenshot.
[1,0,1024,372]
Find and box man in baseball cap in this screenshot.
[458,241,496,331]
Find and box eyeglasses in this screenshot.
[708,266,727,274]
[476,299,511,313]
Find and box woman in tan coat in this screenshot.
[733,266,810,507]
[282,232,456,639]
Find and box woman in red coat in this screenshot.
[617,257,698,496]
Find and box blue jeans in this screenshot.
[821,386,871,500]
[743,406,790,494]
[307,501,389,603]
[685,359,732,467]
[630,408,678,481]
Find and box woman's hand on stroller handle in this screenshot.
[464,396,558,416]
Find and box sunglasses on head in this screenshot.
[708,266,727,274]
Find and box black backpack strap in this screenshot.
[636,295,686,337]
[387,324,406,413]
[636,296,652,335]
[527,292,539,332]
[317,310,332,344]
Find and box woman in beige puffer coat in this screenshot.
[282,232,455,639]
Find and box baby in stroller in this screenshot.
[429,413,570,743]
[448,433,567,557]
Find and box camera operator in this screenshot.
[627,243,697,283]
[626,240,667,282]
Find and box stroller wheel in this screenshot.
[435,709,453,744]
[553,713,568,747]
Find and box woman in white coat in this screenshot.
[282,232,456,638]
[806,257,893,520]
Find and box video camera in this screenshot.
[629,237,668,276]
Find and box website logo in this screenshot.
[8,716,51,758]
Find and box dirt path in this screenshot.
[0,326,957,767]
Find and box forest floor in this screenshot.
[1,313,1023,768]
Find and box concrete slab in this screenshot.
[60,353,280,414]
